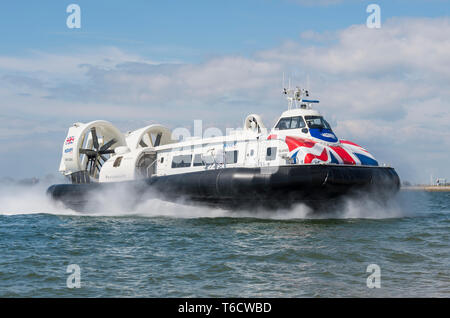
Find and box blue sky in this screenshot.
[0,0,449,183]
[1,1,448,59]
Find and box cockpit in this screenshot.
[273,88,339,143]
[275,115,332,131]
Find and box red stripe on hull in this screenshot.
[304,148,328,164]
[285,136,316,152]
[330,146,356,165]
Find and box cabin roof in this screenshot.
[279,108,322,119]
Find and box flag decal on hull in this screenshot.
[282,136,378,166]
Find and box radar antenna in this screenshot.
[283,85,319,110]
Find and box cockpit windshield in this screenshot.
[275,116,306,130]
[304,116,331,130]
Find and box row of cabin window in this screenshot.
[171,148,277,169]
[171,151,238,169]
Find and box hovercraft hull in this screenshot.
[47,165,400,211]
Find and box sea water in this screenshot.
[0,182,448,297]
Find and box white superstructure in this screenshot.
[58,87,379,184]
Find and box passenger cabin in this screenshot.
[97,87,341,181]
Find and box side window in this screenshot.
[275,117,306,130]
[298,116,306,128]
[291,116,306,129]
[290,117,300,129]
[113,156,123,167]
[171,154,192,168]
[266,147,277,161]
[225,150,238,164]
[275,117,291,130]
[193,154,205,166]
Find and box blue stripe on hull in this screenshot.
[354,153,379,166]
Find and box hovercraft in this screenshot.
[47,87,400,211]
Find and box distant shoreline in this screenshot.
[401,185,450,192]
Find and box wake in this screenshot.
[0,182,418,220]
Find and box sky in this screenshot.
[0,0,449,183]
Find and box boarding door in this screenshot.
[136,151,157,178]
[245,139,259,167]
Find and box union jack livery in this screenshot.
[48,86,400,212]
[65,136,75,145]
[279,136,378,166]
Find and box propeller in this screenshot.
[79,127,117,178]
[139,140,148,147]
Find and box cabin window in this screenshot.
[304,116,331,130]
[291,116,306,129]
[275,117,291,130]
[171,154,192,168]
[266,147,277,161]
[275,116,306,130]
[113,156,123,167]
[225,150,239,164]
[193,154,205,166]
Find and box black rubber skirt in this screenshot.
[47,165,400,211]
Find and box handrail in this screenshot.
[145,159,158,177]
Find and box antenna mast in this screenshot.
[282,85,318,110]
